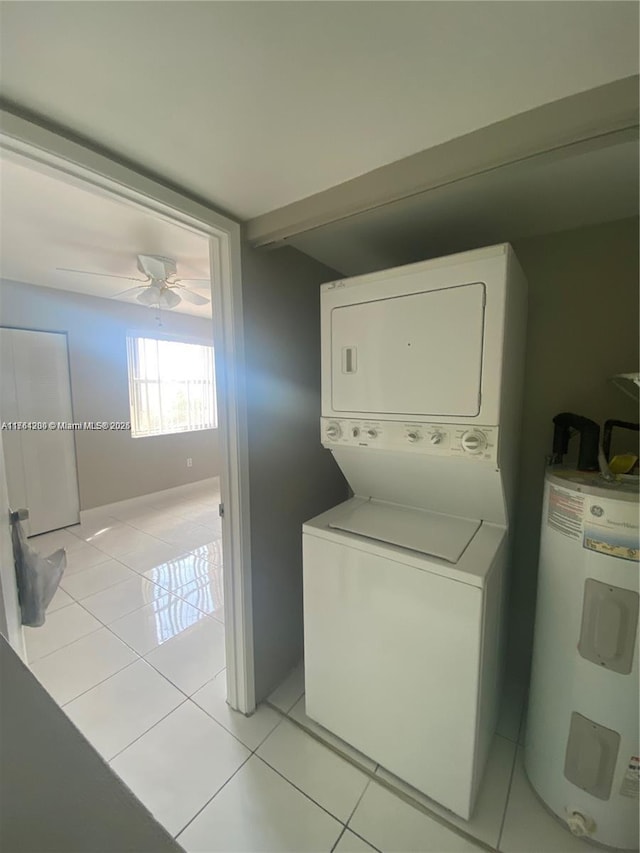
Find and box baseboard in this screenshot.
[81,476,219,520]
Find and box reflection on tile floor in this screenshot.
[28,479,225,662]
[175,566,225,621]
[27,489,585,852]
[25,478,233,833]
[143,553,212,593]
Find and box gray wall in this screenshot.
[241,242,349,702]
[0,636,181,853]
[0,280,221,509]
[508,217,639,676]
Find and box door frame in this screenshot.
[0,109,255,713]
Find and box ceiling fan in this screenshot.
[56,254,210,309]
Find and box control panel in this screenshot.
[321,418,499,463]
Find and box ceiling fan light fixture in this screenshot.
[137,284,162,306]
[159,288,181,309]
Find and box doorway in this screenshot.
[0,111,254,714]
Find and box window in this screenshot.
[127,336,217,438]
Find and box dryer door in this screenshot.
[330,282,485,418]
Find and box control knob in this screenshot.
[461,430,487,455]
[429,431,445,446]
[351,427,360,438]
[407,431,421,443]
[326,422,342,441]
[366,428,378,439]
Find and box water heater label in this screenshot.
[547,485,585,540]
[583,497,640,563]
[620,756,639,798]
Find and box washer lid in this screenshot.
[328,499,481,564]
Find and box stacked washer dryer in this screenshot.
[303,243,527,820]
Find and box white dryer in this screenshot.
[303,244,527,819]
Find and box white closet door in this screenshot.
[0,331,29,520]
[0,328,80,536]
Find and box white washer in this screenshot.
[303,244,527,819]
[304,498,507,819]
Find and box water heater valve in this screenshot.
[565,811,596,838]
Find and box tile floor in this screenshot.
[263,665,605,853]
[26,483,600,852]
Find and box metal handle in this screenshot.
[9,507,29,525]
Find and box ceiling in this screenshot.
[288,135,640,275]
[1,2,638,220]
[0,154,213,318]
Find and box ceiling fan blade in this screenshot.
[111,285,148,298]
[174,287,210,306]
[138,254,177,280]
[56,267,148,283]
[170,277,210,284]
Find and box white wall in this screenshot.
[0,279,221,509]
